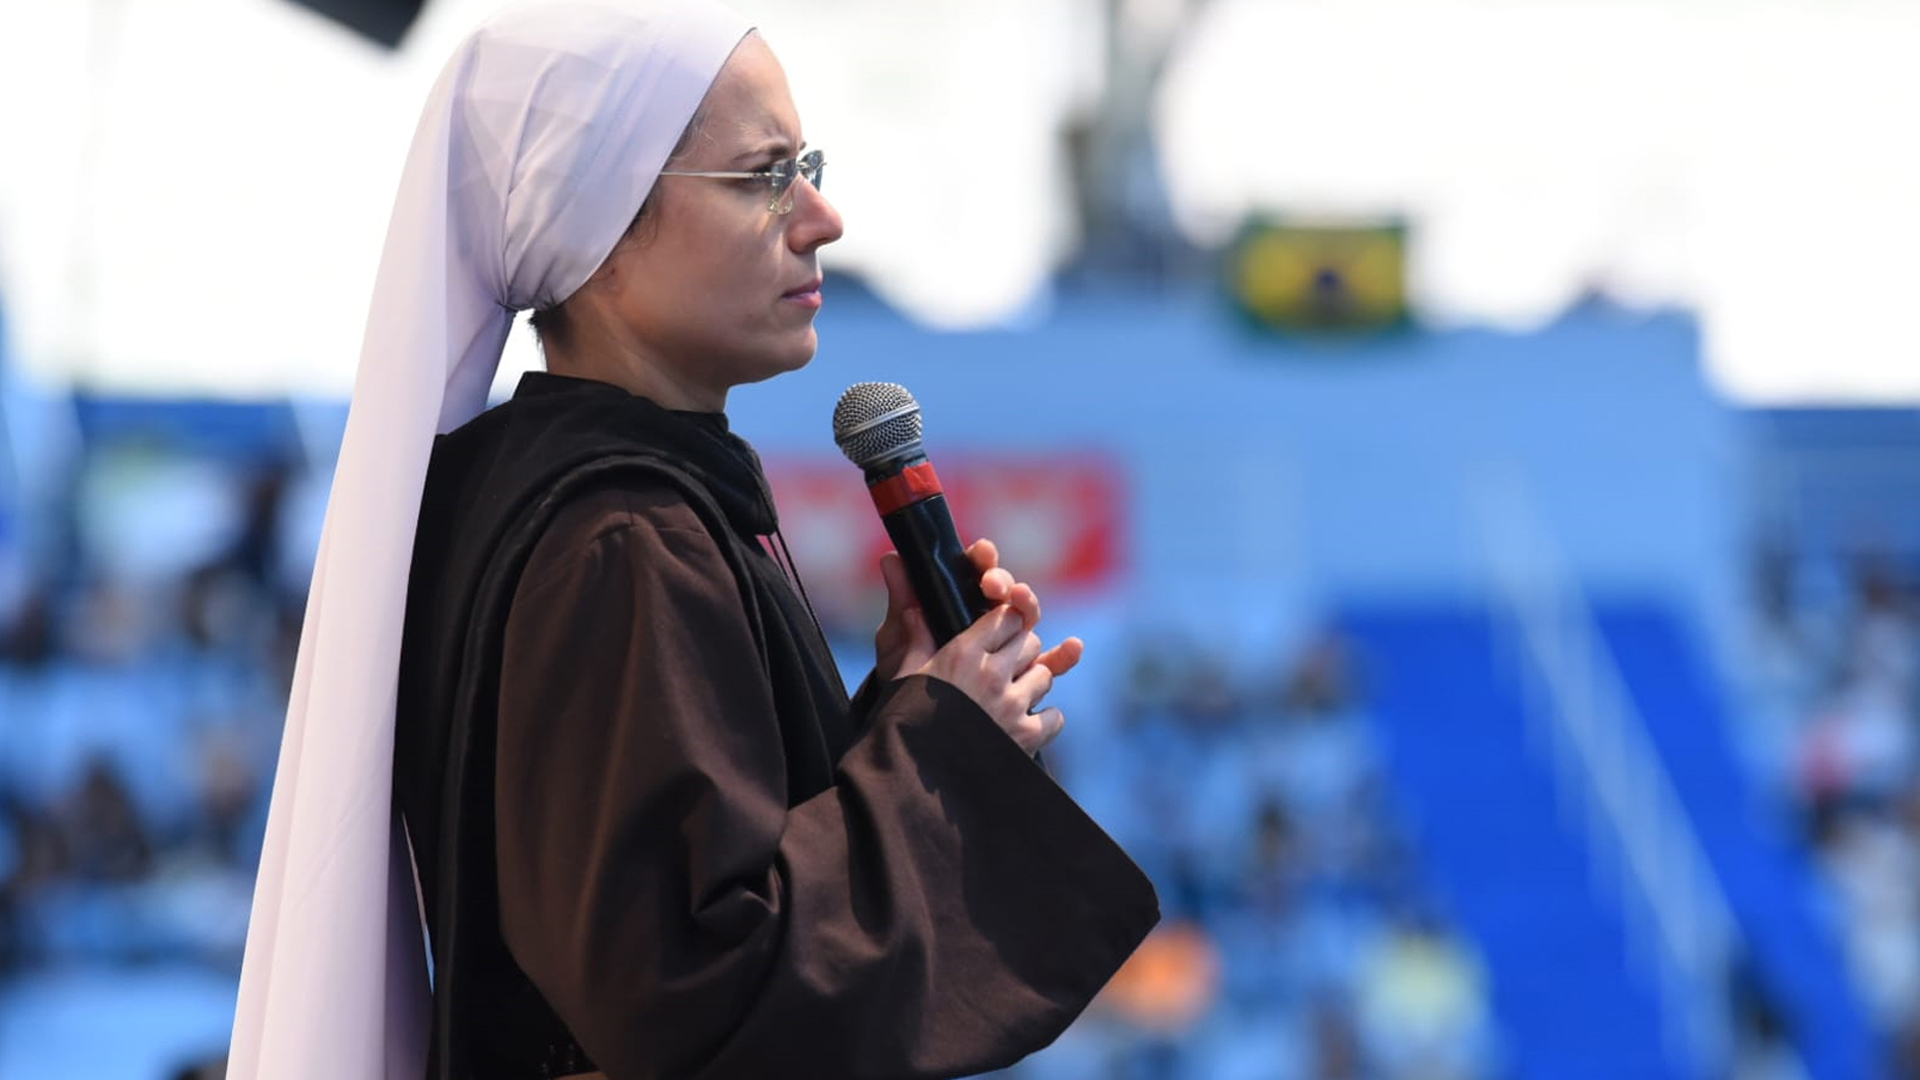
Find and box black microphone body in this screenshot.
[865,455,991,645]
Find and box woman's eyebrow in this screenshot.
[729,138,806,166]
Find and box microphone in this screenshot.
[832,382,990,645]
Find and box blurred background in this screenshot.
[2,0,1919,1077]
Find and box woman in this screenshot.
[229,4,1157,1080]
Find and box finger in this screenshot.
[1016,707,1066,755]
[957,604,1025,655]
[1037,636,1084,677]
[1012,658,1055,711]
[994,630,1043,680]
[1036,708,1066,750]
[899,604,935,661]
[1006,581,1041,630]
[965,537,1000,573]
[879,552,916,616]
[980,566,1015,603]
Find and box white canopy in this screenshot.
[2,0,1917,403]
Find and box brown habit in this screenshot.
[393,373,1159,1080]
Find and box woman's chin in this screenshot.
[776,329,820,372]
[735,336,817,386]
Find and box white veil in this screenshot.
[227,3,750,1076]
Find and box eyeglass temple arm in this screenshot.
[658,169,761,179]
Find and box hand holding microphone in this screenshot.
[834,383,1081,755]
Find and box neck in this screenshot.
[542,321,726,413]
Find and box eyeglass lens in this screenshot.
[773,151,825,212]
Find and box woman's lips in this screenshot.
[782,278,823,308]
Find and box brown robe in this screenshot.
[394,373,1158,1080]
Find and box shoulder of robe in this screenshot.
[515,478,731,596]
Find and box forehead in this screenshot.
[693,34,800,157]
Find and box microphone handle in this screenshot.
[880,493,991,645]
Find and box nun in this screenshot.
[228,3,1158,1079]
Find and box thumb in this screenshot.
[880,551,915,614]
[899,601,938,675]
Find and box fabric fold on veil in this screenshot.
[227,4,750,1077]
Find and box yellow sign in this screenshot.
[1228,217,1411,335]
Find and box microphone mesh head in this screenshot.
[833,382,924,469]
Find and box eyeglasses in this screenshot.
[659,149,826,215]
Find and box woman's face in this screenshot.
[586,34,843,408]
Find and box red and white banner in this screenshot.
[764,454,1126,636]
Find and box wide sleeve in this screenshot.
[493,487,1159,1080]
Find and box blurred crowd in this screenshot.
[1742,551,1920,1074]
[998,631,1499,1080]
[0,458,301,980]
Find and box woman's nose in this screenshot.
[787,179,844,252]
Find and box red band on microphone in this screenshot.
[868,461,945,515]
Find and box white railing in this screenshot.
[1474,471,1738,1079]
